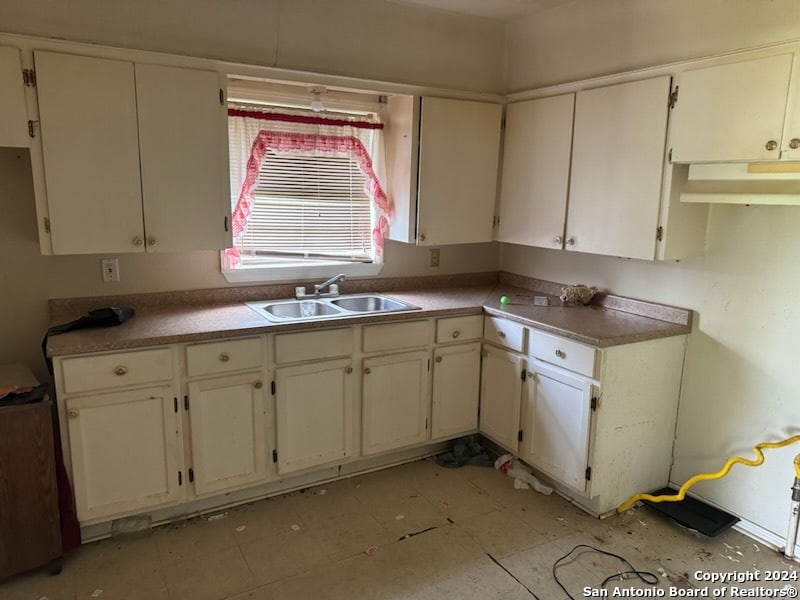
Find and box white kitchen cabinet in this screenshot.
[669,53,800,163]
[0,46,30,147]
[566,76,671,260]
[388,96,502,246]
[520,361,593,491]
[187,373,268,496]
[430,342,481,441]
[32,50,230,255]
[497,94,574,249]
[65,387,183,523]
[479,343,523,454]
[362,350,430,455]
[274,358,355,474]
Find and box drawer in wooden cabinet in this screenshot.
[362,320,431,353]
[274,327,353,364]
[529,330,596,377]
[436,315,483,343]
[185,336,263,377]
[61,347,173,394]
[483,316,526,353]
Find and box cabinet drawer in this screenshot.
[436,315,483,343]
[185,337,263,377]
[61,348,173,394]
[483,317,526,353]
[274,328,353,364]
[529,330,596,377]
[363,320,431,353]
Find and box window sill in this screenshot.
[221,258,384,284]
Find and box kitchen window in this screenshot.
[222,81,393,283]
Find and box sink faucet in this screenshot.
[296,273,347,298]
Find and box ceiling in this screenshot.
[386,0,579,21]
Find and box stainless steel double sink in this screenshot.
[246,293,421,323]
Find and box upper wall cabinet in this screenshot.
[386,96,502,246]
[0,46,30,148]
[497,94,574,249]
[32,50,231,255]
[669,53,800,163]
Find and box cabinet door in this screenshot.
[431,343,480,440]
[497,94,574,249]
[479,344,522,454]
[521,361,593,491]
[0,46,29,148]
[34,51,144,254]
[187,373,267,496]
[670,53,793,163]
[65,387,182,522]
[362,350,430,455]
[567,76,670,260]
[416,97,502,245]
[275,359,354,474]
[783,54,800,160]
[135,64,232,252]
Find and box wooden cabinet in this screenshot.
[0,400,61,580]
[670,53,800,163]
[387,96,502,246]
[479,343,523,454]
[32,50,230,255]
[0,46,30,148]
[362,350,430,455]
[431,342,480,441]
[497,94,574,249]
[65,387,183,522]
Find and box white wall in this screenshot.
[0,0,505,92]
[506,0,800,91]
[504,0,800,540]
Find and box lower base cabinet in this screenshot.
[430,342,481,440]
[479,344,523,453]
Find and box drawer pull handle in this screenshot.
[452,330,460,339]
[345,366,353,374]
[497,331,506,339]
[364,367,371,375]
[555,349,566,359]
[254,381,263,389]
[220,352,231,362]
[435,355,443,363]
[114,366,128,376]
[67,409,79,419]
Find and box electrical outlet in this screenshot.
[429,248,440,268]
[101,258,120,283]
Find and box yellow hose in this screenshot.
[618,434,800,513]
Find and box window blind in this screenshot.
[238,150,373,261]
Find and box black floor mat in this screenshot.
[641,487,740,537]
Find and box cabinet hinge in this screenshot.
[174,397,178,412]
[585,466,592,481]
[521,369,526,381]
[425,418,428,430]
[43,217,50,233]
[22,68,36,87]
[184,395,190,411]
[178,470,183,486]
[272,449,278,463]
[270,381,276,395]
[188,468,194,483]
[219,88,224,106]
[27,119,39,139]
[518,429,523,442]
[224,216,229,232]
[656,226,664,242]
[500,115,506,130]
[668,85,678,109]
[427,359,430,371]
[667,148,673,163]
[591,396,598,411]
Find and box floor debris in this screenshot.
[206,512,228,522]
[90,589,103,597]
[235,525,247,532]
[290,524,301,531]
[364,545,379,556]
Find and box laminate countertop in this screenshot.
[45,275,692,357]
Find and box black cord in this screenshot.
[552,544,659,600]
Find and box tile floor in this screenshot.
[2,458,798,599]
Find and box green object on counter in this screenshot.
[500,295,510,305]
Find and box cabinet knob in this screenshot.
[435,355,443,363]
[418,234,426,242]
[133,237,144,247]
[254,380,263,389]
[765,140,778,151]
[565,237,576,246]
[219,352,231,362]
[553,236,563,245]
[555,349,566,359]
[790,138,800,150]
[526,370,534,380]
[363,367,371,375]
[451,330,460,339]
[345,366,353,374]
[114,365,128,376]
[67,409,79,419]
[147,238,158,247]
[497,331,506,339]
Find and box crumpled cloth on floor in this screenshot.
[435,435,494,468]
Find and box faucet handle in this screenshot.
[329,284,339,295]
[295,286,306,298]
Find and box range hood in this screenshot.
[681,161,800,205]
